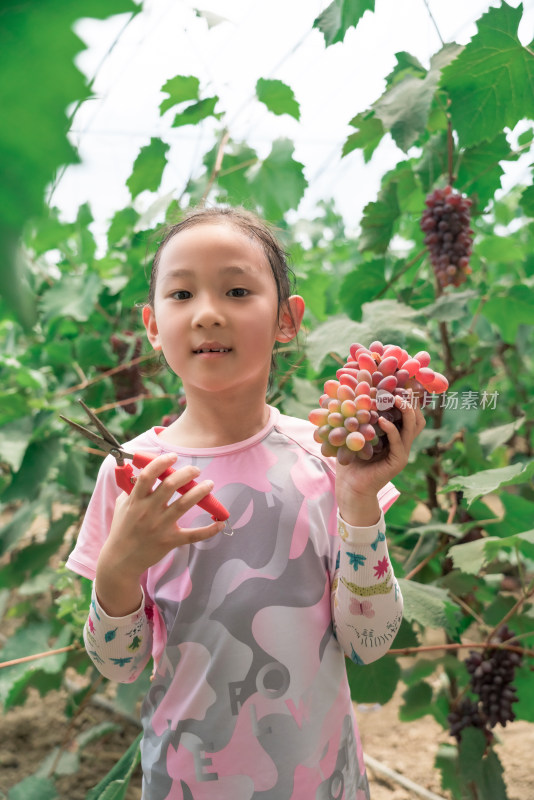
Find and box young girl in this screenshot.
[66,206,425,800]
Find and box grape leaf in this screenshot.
[397,579,459,635]
[342,113,384,162]
[159,75,200,115]
[172,96,221,128]
[346,652,401,704]
[456,133,513,210]
[399,681,433,721]
[339,259,387,318]
[443,461,534,506]
[0,0,139,329]
[480,284,534,343]
[440,3,534,147]
[313,0,374,47]
[359,179,400,253]
[126,138,170,198]
[249,138,307,221]
[256,78,300,120]
[39,272,102,324]
[7,776,58,800]
[520,183,534,216]
[372,44,463,152]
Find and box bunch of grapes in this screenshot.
[421,185,474,288]
[308,341,448,465]
[448,625,523,743]
[110,332,145,415]
[447,697,494,745]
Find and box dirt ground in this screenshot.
[0,681,532,800]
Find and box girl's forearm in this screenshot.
[337,493,381,528]
[95,562,143,617]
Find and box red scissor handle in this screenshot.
[114,452,230,522]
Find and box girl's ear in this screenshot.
[142,305,162,351]
[275,295,305,343]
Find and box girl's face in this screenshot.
[142,222,303,398]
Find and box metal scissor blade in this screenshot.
[77,398,122,448]
[59,414,115,452]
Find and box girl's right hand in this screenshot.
[98,452,225,581]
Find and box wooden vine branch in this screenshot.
[389,640,534,658]
[0,643,80,670]
[58,353,156,397]
[201,127,230,203]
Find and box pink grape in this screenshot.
[329,427,348,447]
[328,412,344,427]
[359,423,376,441]
[355,381,371,396]
[321,441,338,458]
[357,369,373,384]
[402,358,421,377]
[309,408,330,426]
[355,394,372,411]
[339,372,358,389]
[337,384,355,401]
[414,350,431,368]
[336,445,357,465]
[377,375,397,393]
[356,409,371,424]
[369,340,384,355]
[344,417,360,432]
[358,353,377,373]
[356,442,374,460]
[341,399,357,417]
[324,380,340,398]
[315,425,331,442]
[346,431,366,451]
[379,356,398,376]
[328,399,341,413]
[319,394,330,408]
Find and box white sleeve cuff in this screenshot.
[336,508,386,546]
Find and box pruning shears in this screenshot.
[60,399,233,534]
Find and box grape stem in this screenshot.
[388,641,534,658]
[58,352,157,397]
[201,128,231,204]
[484,580,534,647]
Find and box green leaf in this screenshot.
[339,259,387,318]
[313,0,375,47]
[443,461,534,506]
[346,652,401,704]
[250,138,307,221]
[397,578,459,635]
[126,138,170,198]
[0,0,139,329]
[514,665,534,722]
[159,74,200,115]
[359,179,400,253]
[371,44,462,152]
[520,183,534,216]
[417,131,449,192]
[211,140,258,205]
[256,78,300,120]
[0,503,37,558]
[7,776,58,800]
[171,96,221,128]
[420,290,479,323]
[1,435,62,503]
[0,622,71,709]
[85,731,142,800]
[435,743,463,799]
[342,113,385,162]
[0,417,33,471]
[440,3,534,147]
[456,133,513,210]
[399,680,433,721]
[478,416,526,454]
[482,284,534,342]
[40,272,102,323]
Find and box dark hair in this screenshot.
[146,205,299,385]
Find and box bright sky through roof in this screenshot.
[51,0,533,246]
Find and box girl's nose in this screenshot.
[191,295,225,328]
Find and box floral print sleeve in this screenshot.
[332,507,403,665]
[83,584,153,683]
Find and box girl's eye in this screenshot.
[228,288,248,298]
[171,290,192,300]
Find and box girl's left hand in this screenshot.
[335,390,426,518]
